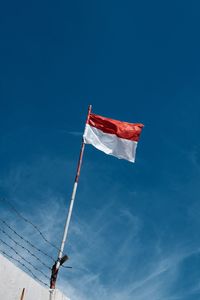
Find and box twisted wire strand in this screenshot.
[0,218,55,262]
[0,201,73,270]
[0,227,51,270]
[0,249,49,287]
[0,218,72,270]
[0,198,60,251]
[0,238,50,280]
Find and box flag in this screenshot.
[83,113,144,162]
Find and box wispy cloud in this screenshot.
[1,155,200,300]
[58,130,83,137]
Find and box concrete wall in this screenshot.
[0,254,70,300]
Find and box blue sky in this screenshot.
[1,0,200,299]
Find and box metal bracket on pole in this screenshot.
[50,255,68,289]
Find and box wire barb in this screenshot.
[0,227,51,270]
[0,218,55,262]
[0,249,49,287]
[0,200,73,273]
[0,198,60,251]
[0,238,50,280]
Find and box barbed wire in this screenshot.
[0,238,50,280]
[0,227,51,270]
[0,249,49,287]
[0,218,55,262]
[0,218,73,271]
[0,201,73,271]
[0,198,60,251]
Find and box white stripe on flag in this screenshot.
[83,124,138,162]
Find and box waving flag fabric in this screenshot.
[83,113,144,162]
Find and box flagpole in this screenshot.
[50,105,92,293]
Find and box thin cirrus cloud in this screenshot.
[57,130,83,137]
[0,155,200,299]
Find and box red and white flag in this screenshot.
[83,113,144,162]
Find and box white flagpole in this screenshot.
[50,105,92,293]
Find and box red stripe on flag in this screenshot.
[87,113,144,142]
